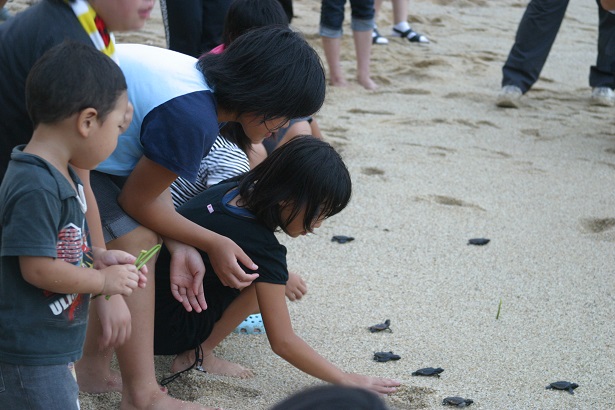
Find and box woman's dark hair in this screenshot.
[270,385,389,410]
[237,135,351,233]
[25,41,127,128]
[198,25,325,123]
[222,0,289,47]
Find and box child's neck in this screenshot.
[24,131,76,190]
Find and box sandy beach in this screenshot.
[5,0,615,408]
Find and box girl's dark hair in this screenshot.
[198,25,325,123]
[237,135,351,233]
[26,41,127,127]
[222,0,289,47]
[270,385,389,410]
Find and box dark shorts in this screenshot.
[153,247,240,355]
[90,171,141,243]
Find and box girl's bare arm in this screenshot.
[118,156,258,288]
[256,282,399,395]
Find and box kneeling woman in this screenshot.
[153,136,400,394]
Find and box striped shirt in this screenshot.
[171,135,250,208]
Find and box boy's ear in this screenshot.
[77,108,99,138]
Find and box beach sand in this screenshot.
[5,0,615,408]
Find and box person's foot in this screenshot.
[358,75,378,91]
[328,75,348,87]
[496,85,522,108]
[199,353,254,379]
[120,388,219,410]
[391,26,429,44]
[372,27,389,45]
[590,87,615,107]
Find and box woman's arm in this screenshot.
[256,282,400,395]
[119,156,258,288]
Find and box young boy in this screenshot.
[0,41,145,409]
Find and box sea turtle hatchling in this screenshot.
[369,319,392,333]
[442,396,473,407]
[412,367,444,377]
[546,381,579,395]
[331,235,355,244]
[373,351,401,362]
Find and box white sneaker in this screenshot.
[590,87,614,107]
[496,85,522,108]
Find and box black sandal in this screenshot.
[392,27,429,44]
[372,28,389,45]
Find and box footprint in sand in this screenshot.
[415,195,486,211]
[580,217,615,234]
[361,166,385,176]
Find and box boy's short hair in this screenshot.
[198,26,325,122]
[26,41,127,128]
[222,0,289,46]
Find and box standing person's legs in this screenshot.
[501,0,569,93]
[160,0,204,57]
[200,0,232,54]
[589,0,615,105]
[321,0,348,87]
[350,0,377,89]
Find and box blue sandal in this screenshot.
[233,314,266,334]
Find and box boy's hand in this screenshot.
[92,295,132,349]
[94,248,147,288]
[169,244,207,312]
[99,264,140,297]
[209,236,258,289]
[285,271,307,301]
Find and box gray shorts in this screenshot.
[90,171,141,244]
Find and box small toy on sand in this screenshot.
[468,238,490,246]
[546,381,579,395]
[331,235,354,243]
[369,319,392,333]
[373,351,401,362]
[412,367,444,377]
[442,396,473,407]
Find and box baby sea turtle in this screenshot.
[373,351,401,362]
[412,367,444,377]
[546,381,579,395]
[369,319,392,333]
[442,396,473,407]
[468,238,490,246]
[331,235,354,244]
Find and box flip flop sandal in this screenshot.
[392,27,429,44]
[372,28,389,45]
[233,314,266,334]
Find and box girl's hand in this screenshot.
[285,271,307,301]
[209,236,259,289]
[169,243,207,312]
[94,248,147,289]
[341,373,400,395]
